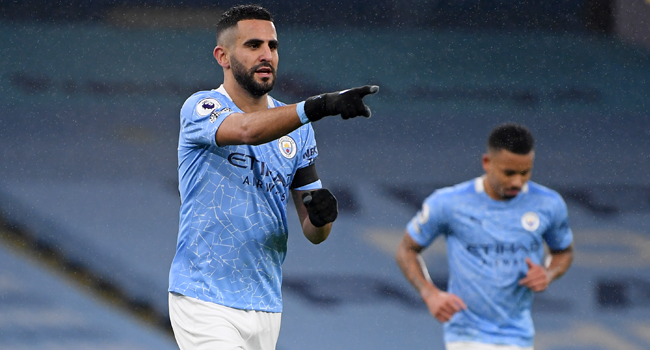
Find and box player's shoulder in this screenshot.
[525,182,570,221]
[183,90,232,109]
[181,89,238,121]
[425,178,476,204]
[526,181,564,201]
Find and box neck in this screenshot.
[223,78,268,113]
[482,176,503,201]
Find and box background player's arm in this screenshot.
[291,189,332,244]
[546,243,574,280]
[395,233,466,322]
[519,243,574,292]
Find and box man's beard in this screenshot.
[231,56,276,97]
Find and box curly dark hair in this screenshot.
[487,123,534,154]
[216,4,273,44]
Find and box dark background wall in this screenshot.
[0,1,649,349]
[0,0,613,31]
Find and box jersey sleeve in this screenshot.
[298,124,318,169]
[180,93,235,147]
[292,124,320,190]
[406,191,448,248]
[543,195,574,251]
[292,180,322,191]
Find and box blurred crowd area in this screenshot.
[1,1,650,349]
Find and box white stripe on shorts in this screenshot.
[446,341,534,350]
[169,292,282,350]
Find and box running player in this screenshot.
[168,4,378,350]
[396,123,574,350]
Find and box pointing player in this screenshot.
[168,4,378,350]
[395,124,574,350]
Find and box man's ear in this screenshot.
[214,46,230,69]
[482,153,490,173]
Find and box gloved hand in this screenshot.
[301,189,339,227]
[304,85,379,122]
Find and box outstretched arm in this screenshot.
[395,233,466,322]
[217,105,302,146]
[519,243,574,292]
[217,85,379,146]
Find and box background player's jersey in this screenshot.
[169,86,321,312]
[406,177,573,347]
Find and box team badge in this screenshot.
[278,136,297,159]
[521,212,540,232]
[196,98,221,117]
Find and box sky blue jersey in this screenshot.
[407,177,573,347]
[169,86,321,312]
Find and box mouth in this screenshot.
[254,66,274,78]
[504,187,521,196]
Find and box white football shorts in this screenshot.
[169,292,282,350]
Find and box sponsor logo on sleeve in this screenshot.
[209,107,233,123]
[521,211,540,232]
[417,203,430,225]
[411,203,430,235]
[411,218,421,234]
[196,98,221,117]
[278,136,297,159]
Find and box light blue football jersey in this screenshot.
[169,85,321,312]
[407,177,573,347]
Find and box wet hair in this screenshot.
[216,4,273,45]
[487,123,534,154]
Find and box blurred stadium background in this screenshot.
[1,0,649,349]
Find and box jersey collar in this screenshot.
[474,176,529,195]
[215,84,275,108]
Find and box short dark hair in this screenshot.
[216,4,273,44]
[487,123,534,154]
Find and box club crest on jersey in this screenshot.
[196,98,221,117]
[278,136,297,159]
[521,212,540,232]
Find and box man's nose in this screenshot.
[260,44,272,61]
[511,175,524,188]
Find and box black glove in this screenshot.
[301,189,338,227]
[304,85,379,122]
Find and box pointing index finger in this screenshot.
[353,85,380,96]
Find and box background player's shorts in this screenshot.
[169,292,282,350]
[447,342,534,350]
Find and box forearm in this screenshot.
[396,242,438,298]
[301,220,331,244]
[546,245,574,282]
[291,189,335,245]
